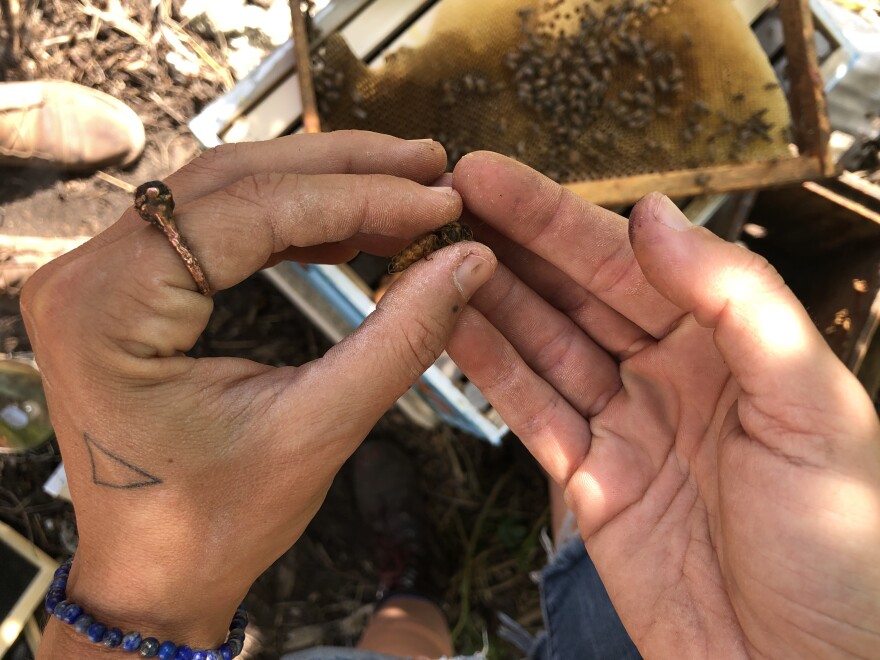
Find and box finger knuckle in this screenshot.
[195,142,242,174]
[334,129,364,146]
[20,257,89,353]
[224,171,288,205]
[739,249,787,297]
[533,324,577,371]
[18,271,44,327]
[586,244,641,296]
[20,264,61,333]
[747,250,781,281]
[399,317,444,373]
[353,174,379,215]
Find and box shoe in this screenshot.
[352,440,440,604]
[0,80,145,172]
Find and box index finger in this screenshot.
[51,173,463,361]
[453,152,683,338]
[165,131,449,207]
[31,132,448,279]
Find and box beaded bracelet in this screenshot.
[45,557,247,659]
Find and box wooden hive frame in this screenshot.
[190,0,838,208]
[565,0,836,206]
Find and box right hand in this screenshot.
[447,152,880,658]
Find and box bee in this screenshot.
[388,222,474,273]
[692,99,710,115]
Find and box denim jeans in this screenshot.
[524,537,642,659]
[283,533,640,660]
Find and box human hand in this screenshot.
[22,132,496,653]
[447,152,880,658]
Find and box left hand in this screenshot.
[23,131,496,652]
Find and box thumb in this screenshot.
[628,192,875,437]
[305,242,496,433]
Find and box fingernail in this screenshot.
[454,253,493,298]
[429,185,456,194]
[431,173,453,188]
[409,138,435,143]
[654,195,692,231]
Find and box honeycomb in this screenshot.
[311,0,794,183]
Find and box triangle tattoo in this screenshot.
[84,433,163,489]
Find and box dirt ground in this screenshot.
[0,2,547,658]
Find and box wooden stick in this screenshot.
[95,170,136,193]
[289,0,321,133]
[565,156,824,207]
[1,0,20,59]
[778,0,834,176]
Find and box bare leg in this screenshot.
[356,596,453,659]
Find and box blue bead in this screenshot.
[45,591,64,613]
[218,644,232,660]
[173,646,193,660]
[87,623,107,643]
[157,641,177,659]
[122,632,142,651]
[101,628,123,647]
[139,637,160,657]
[52,600,71,619]
[54,565,71,578]
[73,614,94,634]
[191,651,207,660]
[50,577,68,590]
[226,638,242,656]
[102,627,123,648]
[61,604,83,624]
[208,652,222,660]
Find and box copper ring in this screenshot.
[133,181,211,296]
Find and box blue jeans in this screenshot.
[284,537,641,660]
